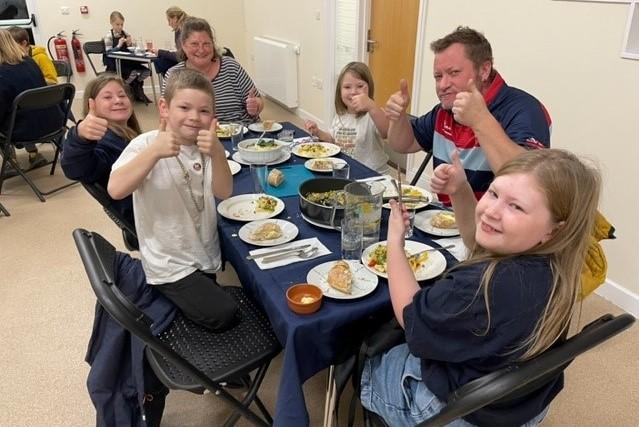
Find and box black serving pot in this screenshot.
[298,177,352,228]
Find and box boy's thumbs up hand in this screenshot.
[197,118,224,158]
[153,118,180,159]
[451,78,488,127]
[385,79,411,121]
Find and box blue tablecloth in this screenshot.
[218,122,456,426]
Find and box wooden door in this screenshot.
[367,0,420,109]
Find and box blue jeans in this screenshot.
[360,344,548,427]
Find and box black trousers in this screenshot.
[156,270,238,331]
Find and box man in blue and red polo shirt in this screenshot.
[386,26,551,204]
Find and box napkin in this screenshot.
[433,237,468,262]
[250,237,331,270]
[259,164,316,198]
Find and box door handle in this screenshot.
[367,39,377,53]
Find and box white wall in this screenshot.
[419,0,639,306]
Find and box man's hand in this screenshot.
[431,150,467,196]
[153,119,180,159]
[197,118,224,158]
[77,99,109,142]
[385,79,410,121]
[246,88,259,116]
[451,79,489,128]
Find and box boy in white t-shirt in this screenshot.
[108,68,237,330]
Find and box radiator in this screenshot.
[253,36,299,108]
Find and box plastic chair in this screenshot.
[52,60,72,83]
[81,182,138,251]
[83,40,107,76]
[359,313,635,427]
[73,228,282,427]
[0,83,76,202]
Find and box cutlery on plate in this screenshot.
[407,244,455,262]
[382,195,431,203]
[262,246,318,264]
[246,243,311,260]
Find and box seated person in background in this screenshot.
[108,68,238,331]
[0,29,61,168]
[61,74,141,226]
[361,149,601,427]
[7,26,57,85]
[305,61,390,174]
[162,17,261,123]
[151,6,188,76]
[103,10,152,104]
[386,26,551,204]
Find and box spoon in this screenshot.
[262,246,318,264]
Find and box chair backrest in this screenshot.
[4,83,75,146]
[52,60,73,83]
[416,312,635,427]
[83,40,106,75]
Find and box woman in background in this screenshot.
[151,6,188,75]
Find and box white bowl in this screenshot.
[238,138,285,163]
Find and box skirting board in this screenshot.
[596,279,639,317]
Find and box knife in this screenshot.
[246,243,311,260]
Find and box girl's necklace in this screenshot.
[175,153,206,212]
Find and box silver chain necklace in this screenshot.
[175,153,206,212]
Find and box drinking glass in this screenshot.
[404,208,416,239]
[145,39,154,51]
[277,129,295,142]
[344,181,384,247]
[332,162,350,179]
[250,163,267,193]
[228,122,243,151]
[341,218,363,260]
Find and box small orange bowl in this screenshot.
[286,283,323,315]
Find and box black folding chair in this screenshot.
[52,60,73,83]
[360,313,634,427]
[83,40,107,76]
[73,229,282,427]
[81,182,138,251]
[0,83,76,202]
[0,200,9,216]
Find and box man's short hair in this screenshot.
[430,26,493,70]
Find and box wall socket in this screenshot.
[311,76,323,89]
[61,6,70,15]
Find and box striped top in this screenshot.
[162,56,260,123]
[412,73,551,204]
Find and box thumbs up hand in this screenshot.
[197,118,224,158]
[431,150,467,196]
[385,79,411,121]
[77,99,109,142]
[246,87,259,116]
[153,119,180,159]
[451,79,488,127]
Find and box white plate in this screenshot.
[304,157,347,173]
[382,184,433,210]
[217,194,285,222]
[248,122,283,133]
[231,150,291,166]
[227,159,241,175]
[306,260,378,300]
[414,210,460,237]
[292,142,341,159]
[238,219,299,247]
[300,213,338,231]
[361,240,447,281]
[217,124,249,139]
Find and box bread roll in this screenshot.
[267,168,285,187]
[327,260,353,294]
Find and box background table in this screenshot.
[106,51,159,104]
[217,122,457,426]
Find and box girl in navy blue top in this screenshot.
[361,149,601,427]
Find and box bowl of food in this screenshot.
[238,138,285,163]
[286,283,323,314]
[298,177,352,229]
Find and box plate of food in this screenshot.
[227,159,241,175]
[216,124,248,139]
[238,219,299,247]
[382,184,433,210]
[292,142,341,159]
[217,194,284,221]
[306,260,378,300]
[304,157,348,173]
[362,240,447,281]
[248,120,283,133]
[414,210,459,237]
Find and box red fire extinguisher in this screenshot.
[50,31,70,62]
[71,30,86,73]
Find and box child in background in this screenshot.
[103,10,152,104]
[61,74,141,226]
[305,61,390,174]
[361,149,601,426]
[108,68,237,330]
[7,26,57,85]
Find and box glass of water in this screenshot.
[341,218,363,260]
[404,208,416,239]
[332,162,350,179]
[228,122,243,151]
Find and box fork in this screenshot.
[262,246,318,264]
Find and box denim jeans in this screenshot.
[360,343,549,427]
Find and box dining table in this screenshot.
[106,49,160,103]
[216,121,458,426]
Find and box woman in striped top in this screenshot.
[162,17,263,123]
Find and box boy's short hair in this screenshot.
[163,68,216,111]
[7,26,28,45]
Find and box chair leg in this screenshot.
[221,362,273,427]
[0,201,9,216]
